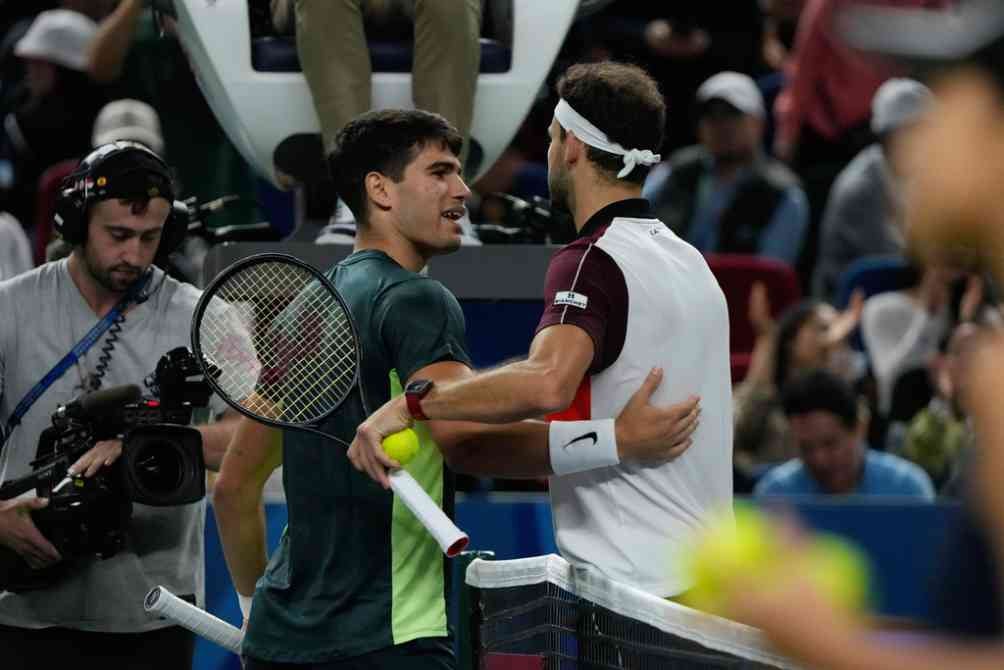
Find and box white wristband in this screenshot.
[237,593,253,619]
[548,418,619,475]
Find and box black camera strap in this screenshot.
[0,271,153,451]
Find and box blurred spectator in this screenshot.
[757,0,807,153]
[774,0,946,285]
[860,265,993,418]
[645,71,808,265]
[892,322,981,493]
[813,78,934,300]
[0,210,30,279]
[91,97,163,155]
[0,2,112,115]
[573,3,767,151]
[87,0,260,232]
[761,0,805,72]
[0,9,106,232]
[755,368,935,498]
[733,288,863,489]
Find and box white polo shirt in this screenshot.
[538,199,734,597]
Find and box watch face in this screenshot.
[406,379,433,396]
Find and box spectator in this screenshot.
[773,0,948,285]
[91,97,163,155]
[87,0,261,233]
[274,0,481,233]
[893,321,982,493]
[860,265,994,419]
[754,368,935,498]
[733,289,863,488]
[0,9,106,231]
[0,210,30,279]
[813,79,934,300]
[571,3,767,151]
[645,71,809,265]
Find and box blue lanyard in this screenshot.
[2,271,153,442]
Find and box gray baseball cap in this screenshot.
[696,71,766,119]
[871,78,934,135]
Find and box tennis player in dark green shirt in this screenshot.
[212,109,701,669]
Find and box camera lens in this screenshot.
[131,441,185,496]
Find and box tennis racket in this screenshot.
[144,585,243,654]
[190,253,468,556]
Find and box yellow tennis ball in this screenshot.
[682,504,779,615]
[802,534,871,614]
[382,428,420,465]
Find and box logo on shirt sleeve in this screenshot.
[554,291,589,309]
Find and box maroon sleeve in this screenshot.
[535,241,628,374]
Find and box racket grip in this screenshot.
[389,469,469,557]
[144,585,244,655]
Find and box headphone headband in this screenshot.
[53,141,187,260]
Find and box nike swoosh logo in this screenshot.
[563,432,598,450]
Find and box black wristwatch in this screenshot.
[404,379,434,420]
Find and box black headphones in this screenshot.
[53,141,189,261]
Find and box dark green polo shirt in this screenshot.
[242,250,471,663]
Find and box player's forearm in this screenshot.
[212,485,268,596]
[88,0,144,83]
[825,636,1004,670]
[196,412,240,471]
[438,421,552,477]
[422,359,572,424]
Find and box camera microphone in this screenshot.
[54,385,142,425]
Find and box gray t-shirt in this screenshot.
[0,259,221,632]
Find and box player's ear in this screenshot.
[564,130,584,166]
[365,171,393,212]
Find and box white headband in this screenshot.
[554,99,661,179]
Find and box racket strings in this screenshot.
[197,260,359,424]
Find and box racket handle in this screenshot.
[144,585,244,655]
[389,469,469,557]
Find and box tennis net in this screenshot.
[465,554,804,669]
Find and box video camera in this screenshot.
[0,347,214,592]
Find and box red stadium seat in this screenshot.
[706,254,801,383]
[33,159,78,265]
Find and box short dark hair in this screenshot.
[780,369,860,429]
[555,61,666,185]
[327,109,463,223]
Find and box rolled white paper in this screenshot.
[145,585,244,654]
[389,469,469,557]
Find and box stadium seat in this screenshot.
[33,159,78,265]
[172,0,580,188]
[834,254,916,310]
[706,254,802,383]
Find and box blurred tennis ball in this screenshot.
[681,505,871,617]
[682,503,779,615]
[382,428,419,465]
[801,534,871,615]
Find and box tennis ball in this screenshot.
[802,534,871,615]
[382,428,420,465]
[682,504,779,615]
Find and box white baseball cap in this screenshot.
[14,9,97,72]
[871,78,933,135]
[93,99,166,156]
[696,71,766,119]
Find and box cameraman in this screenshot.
[0,141,238,669]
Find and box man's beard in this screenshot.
[82,249,144,294]
[548,170,571,213]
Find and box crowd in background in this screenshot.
[0,0,989,499]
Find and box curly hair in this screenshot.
[555,61,666,185]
